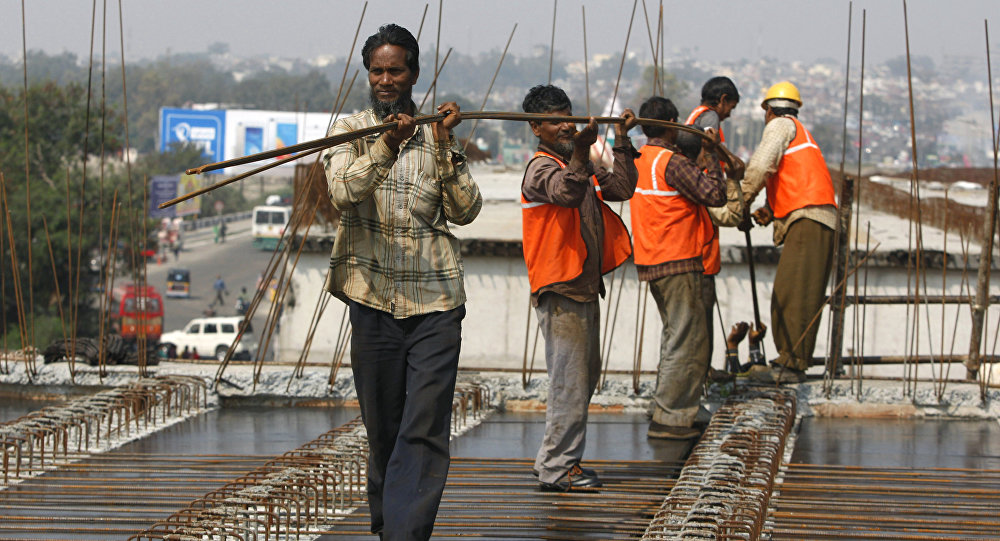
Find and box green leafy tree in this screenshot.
[632,65,690,106]
[0,82,122,188]
[0,82,146,348]
[233,69,334,111]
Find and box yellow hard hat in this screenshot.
[761,81,802,109]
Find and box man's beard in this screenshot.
[369,87,413,120]
[553,140,575,159]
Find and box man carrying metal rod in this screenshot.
[321,23,482,541]
[742,81,837,385]
[520,84,638,492]
[631,96,726,440]
[678,76,753,381]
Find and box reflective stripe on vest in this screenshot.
[685,105,725,143]
[521,151,633,293]
[630,145,712,268]
[765,117,837,219]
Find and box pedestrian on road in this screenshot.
[235,287,249,315]
[211,275,227,308]
[220,221,228,243]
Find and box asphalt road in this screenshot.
[143,218,276,355]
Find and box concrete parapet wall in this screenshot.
[275,249,1000,373]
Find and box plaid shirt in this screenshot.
[322,108,482,318]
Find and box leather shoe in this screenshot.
[707,367,735,383]
[748,363,807,384]
[647,421,701,440]
[533,464,596,478]
[539,463,602,492]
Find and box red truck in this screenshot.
[112,284,164,345]
[42,284,164,366]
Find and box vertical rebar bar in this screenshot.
[968,19,1000,381]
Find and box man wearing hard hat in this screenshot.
[741,81,837,384]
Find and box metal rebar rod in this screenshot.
[827,1,854,384]
[830,294,999,305]
[417,47,452,112]
[968,19,1000,380]
[20,0,36,353]
[582,6,589,115]
[463,25,516,153]
[547,0,556,84]
[192,111,716,172]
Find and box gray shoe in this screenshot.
[748,363,806,384]
[648,421,701,440]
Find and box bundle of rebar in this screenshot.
[642,387,797,540]
[1,375,209,486]
[129,381,493,540]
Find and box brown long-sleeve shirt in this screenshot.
[521,139,639,305]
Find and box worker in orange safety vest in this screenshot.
[630,96,727,440]
[678,77,750,384]
[520,84,638,492]
[741,81,838,384]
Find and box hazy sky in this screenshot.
[1,1,998,67]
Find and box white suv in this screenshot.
[159,316,256,361]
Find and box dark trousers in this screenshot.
[348,301,464,541]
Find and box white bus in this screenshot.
[251,205,290,250]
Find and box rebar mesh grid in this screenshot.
[766,462,1000,539]
[128,381,492,541]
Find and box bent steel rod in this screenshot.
[164,113,729,209]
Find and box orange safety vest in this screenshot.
[766,116,838,219]
[685,106,723,275]
[685,105,725,143]
[521,151,633,293]
[630,145,713,269]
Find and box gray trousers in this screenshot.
[534,293,601,483]
[648,271,712,427]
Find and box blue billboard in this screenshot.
[159,108,226,168]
